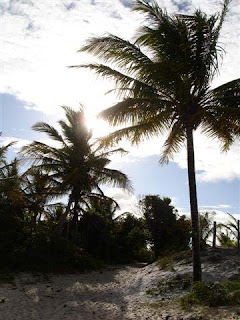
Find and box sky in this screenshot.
[0,0,239,223]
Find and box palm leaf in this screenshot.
[32,122,66,145]
[79,34,153,74]
[100,111,173,147]
[0,141,16,161]
[71,63,158,99]
[97,168,132,191]
[99,97,172,126]
[160,121,186,164]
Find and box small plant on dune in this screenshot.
[157,256,175,271]
[180,281,240,309]
[157,251,193,270]
[146,274,192,296]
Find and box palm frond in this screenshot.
[100,112,172,147]
[97,168,132,191]
[78,34,153,75]
[133,0,164,26]
[160,121,186,164]
[20,141,69,167]
[83,192,120,210]
[70,63,158,99]
[99,97,172,126]
[211,78,240,109]
[32,122,66,145]
[216,0,231,36]
[0,141,16,161]
[95,147,128,158]
[201,121,232,152]
[201,105,239,151]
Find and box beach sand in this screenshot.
[0,249,240,320]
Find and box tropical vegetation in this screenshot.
[0,107,192,272]
[140,195,191,258]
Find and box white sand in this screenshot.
[0,250,240,320]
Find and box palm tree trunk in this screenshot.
[212,221,217,248]
[73,198,79,244]
[186,126,202,282]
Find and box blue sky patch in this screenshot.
[172,0,191,12]
[64,2,76,11]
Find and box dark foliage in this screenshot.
[140,195,191,258]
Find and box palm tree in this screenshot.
[72,0,239,280]
[21,106,131,238]
[0,146,25,225]
[0,142,24,208]
[199,211,222,248]
[22,168,59,227]
[221,213,240,248]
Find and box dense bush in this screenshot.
[0,192,192,272]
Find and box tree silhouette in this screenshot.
[21,106,131,238]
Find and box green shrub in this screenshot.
[137,247,154,263]
[157,256,174,271]
[180,281,240,308]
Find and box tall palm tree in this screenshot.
[72,0,239,281]
[21,106,131,236]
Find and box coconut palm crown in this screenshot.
[72,0,239,281]
[21,106,131,229]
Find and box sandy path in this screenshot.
[0,264,166,320]
[0,257,239,320]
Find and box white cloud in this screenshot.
[0,135,62,154]
[0,136,30,151]
[0,0,140,115]
[177,209,239,225]
[1,0,239,183]
[104,187,140,216]
[1,0,239,114]
[199,204,232,210]
[218,204,233,209]
[174,132,240,182]
[108,130,240,183]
